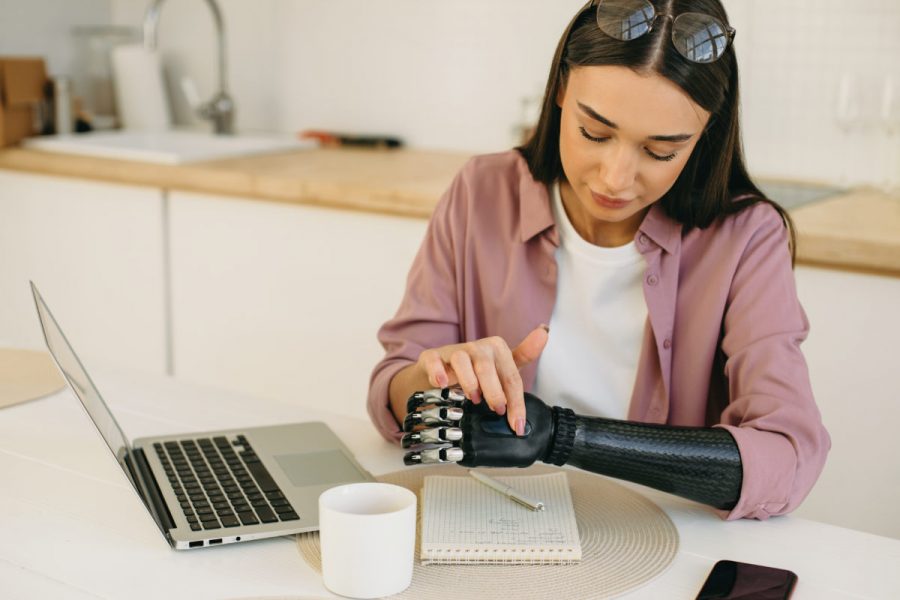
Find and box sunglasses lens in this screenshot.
[596,0,656,42]
[672,13,731,63]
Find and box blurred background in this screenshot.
[1,0,898,186]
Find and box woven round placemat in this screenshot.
[297,464,678,599]
[0,348,65,409]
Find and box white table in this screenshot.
[1,367,898,600]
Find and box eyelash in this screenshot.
[578,127,677,162]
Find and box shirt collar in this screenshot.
[638,203,682,255]
[516,155,557,244]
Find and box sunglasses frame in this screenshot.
[586,0,736,64]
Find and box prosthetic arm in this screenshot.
[401,389,743,510]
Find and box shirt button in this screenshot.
[646,274,659,286]
[663,338,672,350]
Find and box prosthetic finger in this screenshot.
[403,446,464,465]
[402,405,464,430]
[401,426,463,449]
[406,387,466,413]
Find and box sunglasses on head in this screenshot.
[587,0,736,64]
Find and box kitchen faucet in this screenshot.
[143,0,235,134]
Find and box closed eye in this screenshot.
[579,127,608,144]
[579,127,677,162]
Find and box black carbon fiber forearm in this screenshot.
[562,416,743,510]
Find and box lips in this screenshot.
[591,191,633,210]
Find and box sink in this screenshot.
[24,130,314,165]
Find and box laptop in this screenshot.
[30,282,373,550]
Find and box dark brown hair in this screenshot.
[518,0,796,260]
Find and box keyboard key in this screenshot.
[273,504,295,514]
[237,511,259,526]
[201,520,220,530]
[270,498,289,507]
[246,463,279,493]
[240,452,260,464]
[253,504,278,521]
[279,511,300,521]
[265,491,285,501]
[220,515,240,528]
[190,523,202,531]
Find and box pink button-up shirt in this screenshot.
[368,150,830,520]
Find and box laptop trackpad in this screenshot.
[274,450,366,487]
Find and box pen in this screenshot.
[468,470,545,511]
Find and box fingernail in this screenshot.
[540,323,549,333]
[496,403,506,416]
[515,417,526,436]
[436,374,447,387]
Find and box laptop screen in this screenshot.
[31,283,133,467]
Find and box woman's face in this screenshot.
[557,65,711,246]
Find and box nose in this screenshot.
[601,145,638,195]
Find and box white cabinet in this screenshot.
[167,190,428,418]
[793,266,900,538]
[0,170,167,374]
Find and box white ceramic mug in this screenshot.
[318,482,417,599]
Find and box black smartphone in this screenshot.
[695,559,797,599]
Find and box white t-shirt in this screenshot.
[531,182,648,419]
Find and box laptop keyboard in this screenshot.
[153,435,300,532]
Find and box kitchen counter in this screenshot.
[0,146,469,219]
[1,146,897,275]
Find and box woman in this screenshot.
[368,0,830,520]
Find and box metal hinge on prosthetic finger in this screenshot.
[406,387,467,413]
[403,406,464,429]
[401,427,463,449]
[403,446,464,465]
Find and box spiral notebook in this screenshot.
[420,472,582,565]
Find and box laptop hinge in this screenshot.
[127,447,176,535]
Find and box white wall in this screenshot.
[725,0,900,188]
[0,0,114,96]
[108,0,581,148]
[3,1,896,184]
[105,0,900,187]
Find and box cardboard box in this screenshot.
[0,57,48,147]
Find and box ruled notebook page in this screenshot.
[420,472,582,564]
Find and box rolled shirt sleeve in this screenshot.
[715,204,831,519]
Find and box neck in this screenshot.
[558,180,647,247]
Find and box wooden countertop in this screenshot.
[0,146,470,219]
[1,146,898,275]
[791,188,900,276]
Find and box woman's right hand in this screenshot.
[412,325,549,437]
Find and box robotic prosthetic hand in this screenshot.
[402,389,744,510]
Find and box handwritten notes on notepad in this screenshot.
[420,472,582,565]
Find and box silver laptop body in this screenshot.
[31,282,373,550]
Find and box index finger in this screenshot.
[493,342,526,436]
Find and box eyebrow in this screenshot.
[577,101,695,143]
